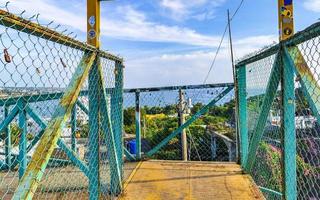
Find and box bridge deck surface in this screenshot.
[120,160,264,200]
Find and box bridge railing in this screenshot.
[123,83,235,162]
[236,21,320,200]
[0,6,123,199]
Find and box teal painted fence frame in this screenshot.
[0,56,124,199]
[282,46,297,200]
[235,40,320,199]
[236,49,299,200]
[135,91,141,160]
[146,86,234,157]
[88,57,101,200]
[237,65,248,167]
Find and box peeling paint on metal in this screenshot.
[12,52,96,200]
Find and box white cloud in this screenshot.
[124,35,277,88]
[3,0,222,47]
[102,6,221,46]
[159,0,225,21]
[1,0,278,87]
[303,0,320,12]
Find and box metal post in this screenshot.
[282,48,297,200]
[211,135,217,160]
[278,1,296,199]
[4,105,11,169]
[278,0,294,41]
[179,89,188,161]
[228,9,240,163]
[71,105,77,152]
[87,0,100,48]
[88,59,100,200]
[87,0,100,199]
[117,61,124,176]
[135,91,141,160]
[237,66,248,167]
[111,61,124,178]
[18,101,27,179]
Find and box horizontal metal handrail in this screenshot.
[0,83,234,106]
[0,9,122,62]
[236,21,320,67]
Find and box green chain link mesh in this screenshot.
[0,4,125,199]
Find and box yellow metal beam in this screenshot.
[87,0,101,48]
[12,52,96,200]
[278,0,294,41]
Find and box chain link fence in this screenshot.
[244,53,283,199]
[123,84,236,162]
[236,21,320,199]
[0,5,126,199]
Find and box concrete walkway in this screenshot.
[120,160,264,200]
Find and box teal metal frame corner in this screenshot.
[237,65,248,167]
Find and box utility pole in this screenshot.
[179,89,188,161]
[227,9,239,163]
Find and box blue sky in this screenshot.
[3,0,320,88]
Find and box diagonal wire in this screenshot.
[202,0,245,84]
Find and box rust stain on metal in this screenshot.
[12,53,96,200]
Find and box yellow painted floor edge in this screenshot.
[123,161,142,190]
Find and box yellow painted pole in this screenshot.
[278,0,294,41]
[87,0,100,47]
[87,1,101,199]
[278,1,297,200]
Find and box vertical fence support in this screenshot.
[135,91,141,160]
[97,61,122,196]
[211,135,217,160]
[18,101,27,179]
[4,105,11,169]
[237,66,248,167]
[87,0,100,198]
[71,104,77,152]
[112,61,124,178]
[88,59,100,200]
[179,89,188,161]
[282,47,297,200]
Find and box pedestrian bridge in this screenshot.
[0,3,319,200]
[121,161,263,200]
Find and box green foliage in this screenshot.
[254,142,320,198]
[253,142,283,192]
[0,123,34,146]
[10,123,21,145]
[77,120,89,138]
[123,100,235,160]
